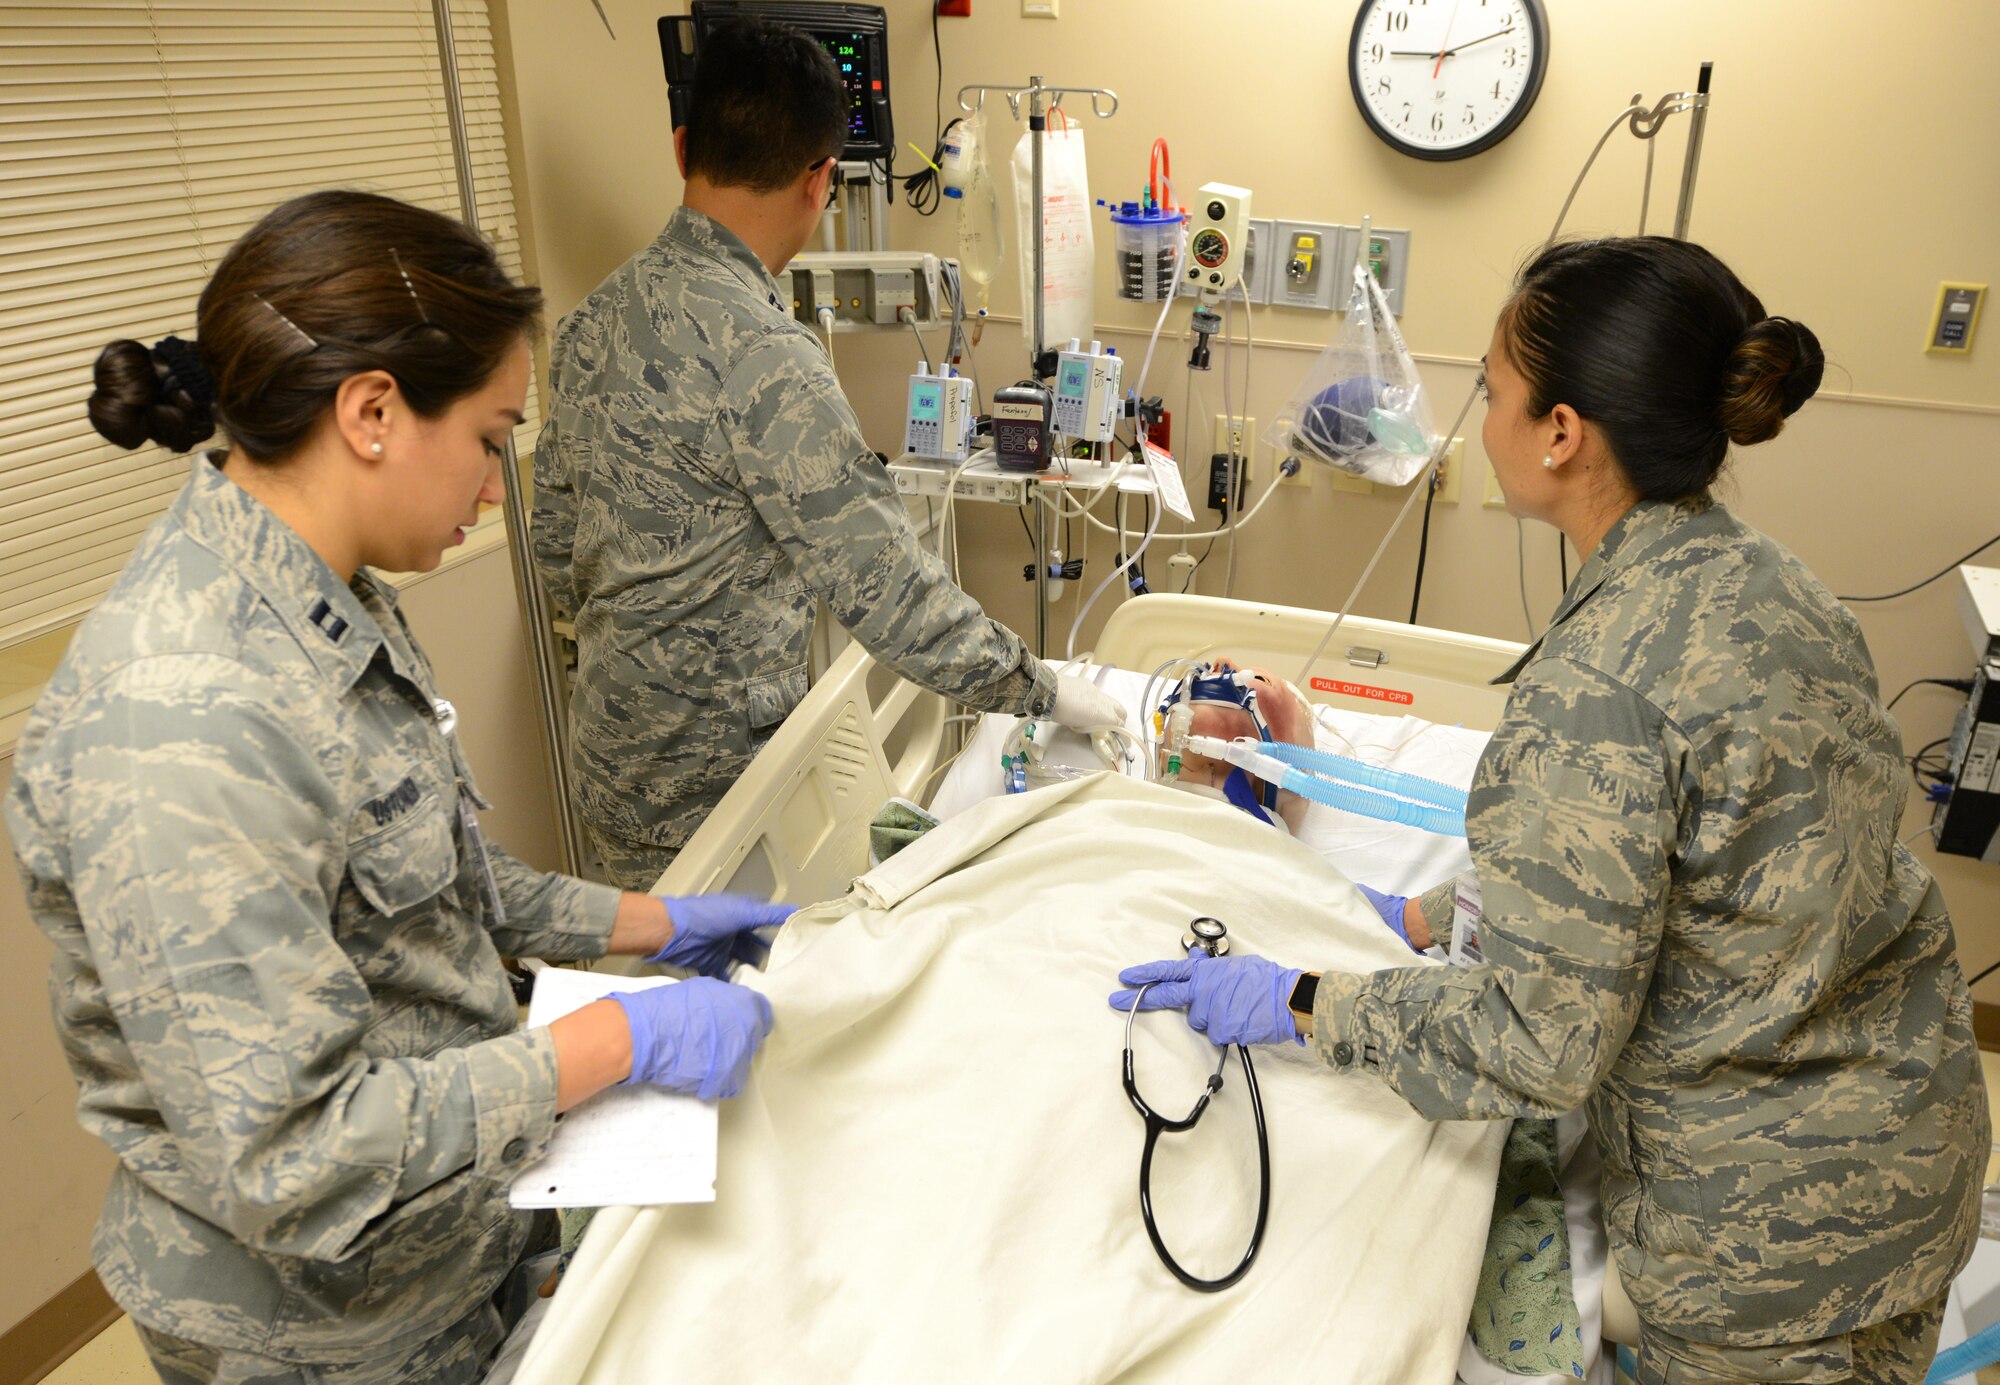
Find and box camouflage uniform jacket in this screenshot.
[533,208,1054,851]
[1310,498,1986,1346]
[6,456,622,1361]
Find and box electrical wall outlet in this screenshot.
[1213,414,1255,459]
[1433,437,1464,504]
[1278,456,1312,487]
[1329,472,1374,495]
[1021,0,1058,15]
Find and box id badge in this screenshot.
[1447,871,1484,968]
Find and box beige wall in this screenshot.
[501,1,1997,959]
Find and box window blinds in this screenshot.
[0,0,537,649]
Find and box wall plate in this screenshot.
[1267,220,1343,311]
[1331,225,1410,316]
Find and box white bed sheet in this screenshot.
[511,776,1509,1385]
[929,664,1491,896]
[931,665,1615,1385]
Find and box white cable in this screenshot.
[1064,420,1162,659]
[1293,457,1436,685]
[815,307,837,372]
[939,448,982,589]
[1223,277,1257,597]
[1515,517,1540,640]
[1547,104,1646,245]
[901,308,932,373]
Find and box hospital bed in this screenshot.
[500,593,1639,1384]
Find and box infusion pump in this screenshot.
[904,368,975,461]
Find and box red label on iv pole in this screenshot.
[1311,677,1415,707]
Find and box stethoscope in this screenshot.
[1121,916,1271,1293]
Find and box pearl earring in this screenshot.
[1542,456,1554,470]
[370,442,383,456]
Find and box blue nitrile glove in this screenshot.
[649,894,793,977]
[609,978,774,1100]
[1355,882,1418,950]
[1108,951,1303,1047]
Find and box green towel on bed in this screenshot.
[870,797,941,865]
[1470,1117,1587,1378]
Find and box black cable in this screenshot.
[888,9,956,218]
[1016,502,1036,551]
[1409,471,1438,624]
[1837,531,2000,603]
[1966,957,2000,990]
[1908,735,1953,791]
[1886,677,1975,713]
[1559,534,1569,594]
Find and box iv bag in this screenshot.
[1010,119,1095,357]
[950,113,1003,305]
[1268,263,1436,487]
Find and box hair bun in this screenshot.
[86,337,216,454]
[1717,316,1824,447]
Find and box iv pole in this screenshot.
[1670,62,1714,238]
[431,0,588,875]
[954,77,1118,656]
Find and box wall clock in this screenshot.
[1349,0,1549,161]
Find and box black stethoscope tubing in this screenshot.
[1121,975,1273,1292]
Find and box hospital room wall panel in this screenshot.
[495,0,1998,971]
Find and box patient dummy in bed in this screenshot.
[1155,660,1316,835]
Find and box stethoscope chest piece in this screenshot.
[1182,916,1230,957]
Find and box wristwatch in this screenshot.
[1288,971,1320,1039]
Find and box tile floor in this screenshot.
[46,1054,2000,1385]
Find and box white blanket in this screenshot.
[514,775,1508,1385]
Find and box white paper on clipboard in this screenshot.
[508,967,718,1208]
[1141,439,1194,522]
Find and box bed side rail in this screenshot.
[651,642,948,905]
[1095,594,1526,731]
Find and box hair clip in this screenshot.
[253,293,319,355]
[391,248,430,323]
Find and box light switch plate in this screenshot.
[1022,0,1058,16]
[1928,282,1986,354]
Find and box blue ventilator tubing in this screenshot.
[1274,763,1467,837]
[1183,734,1469,837]
[1254,740,1469,814]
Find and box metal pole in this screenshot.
[1028,74,1045,369]
[431,0,588,876]
[1032,489,1047,657]
[1671,62,1713,240]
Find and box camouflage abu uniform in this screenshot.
[533,208,1054,887]
[6,456,622,1378]
[1310,499,1985,1375]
